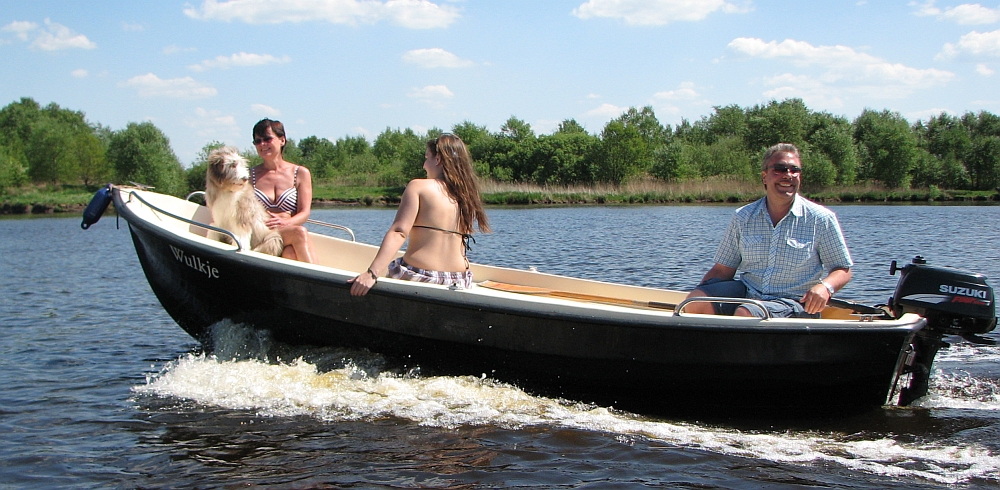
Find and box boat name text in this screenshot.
[939,284,988,299]
[170,245,219,279]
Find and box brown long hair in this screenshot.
[428,134,490,234]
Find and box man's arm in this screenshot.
[800,267,851,314]
[699,263,738,285]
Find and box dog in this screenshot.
[205,146,284,256]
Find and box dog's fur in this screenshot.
[205,146,284,256]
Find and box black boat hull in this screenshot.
[115,188,924,417]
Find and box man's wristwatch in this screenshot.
[820,279,835,296]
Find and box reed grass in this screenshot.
[3,179,998,215]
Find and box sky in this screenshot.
[2,0,999,166]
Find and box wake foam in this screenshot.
[133,320,1000,485]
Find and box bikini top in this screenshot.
[252,166,298,214]
[412,224,475,252]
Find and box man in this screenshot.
[683,143,852,318]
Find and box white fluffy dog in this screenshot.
[205,146,284,256]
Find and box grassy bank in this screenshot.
[3,180,998,215]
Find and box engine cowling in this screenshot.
[889,256,997,336]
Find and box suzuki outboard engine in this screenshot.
[889,256,997,405]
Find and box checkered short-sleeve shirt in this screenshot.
[714,195,853,300]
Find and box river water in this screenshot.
[1,203,999,488]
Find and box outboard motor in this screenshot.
[889,256,997,405]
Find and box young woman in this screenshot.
[249,118,316,263]
[349,133,490,296]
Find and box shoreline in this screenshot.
[4,191,1000,216]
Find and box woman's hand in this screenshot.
[266,211,292,229]
[347,270,378,296]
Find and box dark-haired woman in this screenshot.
[250,118,316,263]
[349,134,490,296]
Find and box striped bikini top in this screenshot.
[252,166,299,214]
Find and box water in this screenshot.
[1,203,999,488]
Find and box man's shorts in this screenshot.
[694,278,818,318]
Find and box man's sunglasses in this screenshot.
[768,164,802,175]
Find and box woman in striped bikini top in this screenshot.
[250,118,316,263]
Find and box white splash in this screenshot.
[134,321,1000,485]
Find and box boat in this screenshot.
[85,185,997,418]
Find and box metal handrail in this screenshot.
[674,296,773,319]
[305,219,356,241]
[185,190,356,241]
[128,190,243,251]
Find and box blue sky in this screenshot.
[2,0,999,165]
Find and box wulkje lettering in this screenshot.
[939,284,988,299]
[170,245,219,279]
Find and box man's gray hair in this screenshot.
[762,143,800,170]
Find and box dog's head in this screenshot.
[206,146,251,190]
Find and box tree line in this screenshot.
[3,96,1000,197]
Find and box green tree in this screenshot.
[25,118,71,183]
[909,148,944,189]
[960,111,1000,189]
[650,140,701,181]
[808,114,857,185]
[597,106,664,184]
[299,135,337,178]
[743,99,811,152]
[530,131,600,185]
[0,97,41,148]
[853,109,917,188]
[480,117,537,182]
[969,136,1000,190]
[107,121,185,195]
[73,131,111,187]
[0,143,28,190]
[702,104,747,145]
[373,127,425,184]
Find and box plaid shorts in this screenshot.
[387,257,473,289]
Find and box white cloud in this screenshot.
[402,48,473,68]
[122,22,144,31]
[652,81,700,101]
[728,37,955,99]
[407,84,454,107]
[585,103,626,118]
[189,52,291,71]
[71,69,88,78]
[34,18,96,50]
[120,73,218,99]
[572,0,750,26]
[977,63,995,75]
[184,0,459,29]
[185,107,240,141]
[2,20,37,40]
[251,103,281,116]
[2,18,96,50]
[912,1,1000,25]
[937,29,1000,59]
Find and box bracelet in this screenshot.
[367,268,378,281]
[820,279,835,295]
